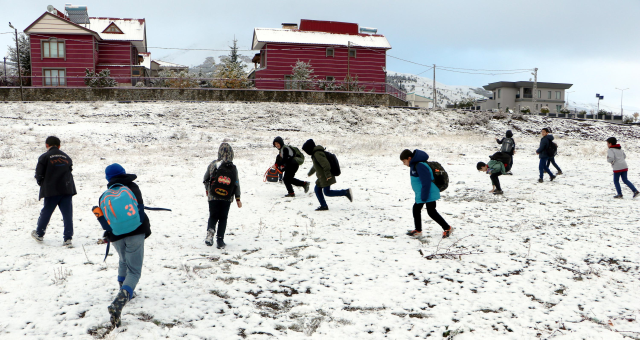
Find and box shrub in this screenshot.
[560,107,570,114]
[623,116,634,124]
[541,107,550,114]
[84,69,117,88]
[520,106,531,114]
[578,110,587,115]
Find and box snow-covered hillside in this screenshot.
[1,102,640,339]
[388,72,489,107]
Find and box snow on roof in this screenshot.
[252,28,391,50]
[152,60,188,68]
[89,17,146,41]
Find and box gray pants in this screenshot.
[112,233,145,293]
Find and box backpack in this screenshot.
[99,184,141,236]
[314,150,341,177]
[290,146,305,166]
[427,162,449,192]
[547,142,558,157]
[500,137,515,154]
[210,162,238,198]
[490,152,512,172]
[264,167,280,182]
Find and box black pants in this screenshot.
[490,173,502,190]
[283,161,306,194]
[36,195,73,240]
[413,202,449,232]
[208,200,232,240]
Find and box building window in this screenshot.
[556,91,561,100]
[44,69,66,86]
[43,39,65,58]
[556,105,562,112]
[537,90,541,99]
[548,91,552,99]
[497,103,501,109]
[326,76,335,82]
[498,89,501,99]
[536,104,538,110]
[132,69,141,76]
[103,23,123,34]
[326,48,334,57]
[349,49,356,58]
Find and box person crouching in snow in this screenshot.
[273,136,310,197]
[203,142,242,249]
[92,163,151,328]
[301,139,352,211]
[606,137,640,199]
[400,149,453,238]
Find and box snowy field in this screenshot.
[1,102,640,339]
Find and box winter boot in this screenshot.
[108,289,130,328]
[315,206,329,211]
[557,171,563,175]
[538,179,543,183]
[303,182,310,194]
[284,193,295,198]
[62,239,72,248]
[493,190,504,195]
[216,238,226,249]
[346,188,353,202]
[550,175,556,181]
[634,191,640,198]
[205,229,215,247]
[442,226,454,239]
[31,230,43,242]
[613,195,623,199]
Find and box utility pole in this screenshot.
[347,41,351,90]
[531,67,538,114]
[615,87,629,116]
[433,64,436,109]
[2,57,6,83]
[9,22,23,101]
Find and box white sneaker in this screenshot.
[205,229,215,246]
[62,239,72,248]
[31,230,43,242]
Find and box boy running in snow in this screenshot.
[477,155,508,195]
[92,163,151,328]
[31,136,77,247]
[401,149,453,238]
[536,128,557,182]
[273,136,310,197]
[203,143,242,249]
[606,137,640,199]
[301,139,352,211]
[496,130,516,174]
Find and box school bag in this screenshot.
[210,162,238,198]
[500,137,515,154]
[427,162,449,192]
[314,150,341,177]
[99,184,141,236]
[264,167,280,182]
[490,152,512,172]
[547,142,558,157]
[290,146,305,166]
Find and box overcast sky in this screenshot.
[3,0,639,112]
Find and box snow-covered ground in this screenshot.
[1,102,640,339]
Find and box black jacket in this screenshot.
[35,147,77,200]
[275,146,296,168]
[98,174,151,242]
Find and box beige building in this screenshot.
[406,93,433,108]
[480,81,573,113]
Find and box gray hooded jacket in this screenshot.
[607,146,628,172]
[203,143,241,201]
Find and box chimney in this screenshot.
[281,22,298,30]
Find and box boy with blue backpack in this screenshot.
[92,163,151,328]
[400,149,453,238]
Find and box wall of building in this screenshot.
[254,43,387,92]
[0,87,408,106]
[96,41,135,86]
[29,34,96,87]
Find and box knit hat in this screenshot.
[105,163,126,181]
[273,136,284,149]
[302,139,316,155]
[506,130,513,138]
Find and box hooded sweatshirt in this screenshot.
[98,173,151,242]
[203,143,241,201]
[409,149,440,203]
[536,134,555,158]
[607,144,628,173]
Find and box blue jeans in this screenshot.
[539,158,554,179]
[546,157,562,172]
[614,171,638,195]
[112,233,145,297]
[36,195,73,240]
[314,185,348,208]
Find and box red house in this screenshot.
[250,20,391,92]
[24,5,147,87]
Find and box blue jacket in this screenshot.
[409,150,440,203]
[536,134,554,158]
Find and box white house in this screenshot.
[480,81,573,113]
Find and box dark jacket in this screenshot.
[97,174,151,242]
[536,134,554,158]
[35,147,77,200]
[307,145,336,188]
[496,137,516,155]
[275,145,296,168]
[409,150,440,203]
[203,143,241,202]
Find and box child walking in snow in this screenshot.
[302,139,352,211]
[203,143,242,249]
[606,137,640,199]
[273,136,310,197]
[92,163,152,328]
[401,149,453,238]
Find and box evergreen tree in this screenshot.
[290,60,316,89]
[213,38,251,89]
[7,33,31,85]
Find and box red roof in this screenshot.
[299,19,359,35]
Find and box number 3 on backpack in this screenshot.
[125,204,136,216]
